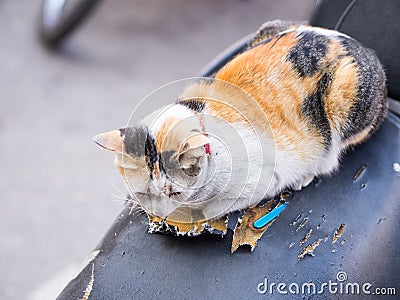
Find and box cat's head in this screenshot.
[94,105,210,218]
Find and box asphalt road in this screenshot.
[0,1,313,299]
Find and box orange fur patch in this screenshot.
[182,30,365,161]
[343,126,372,148]
[155,116,180,152]
[213,32,325,155]
[324,41,359,133]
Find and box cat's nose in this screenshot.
[163,185,172,197]
[164,185,182,198]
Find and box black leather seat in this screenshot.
[57,1,400,299]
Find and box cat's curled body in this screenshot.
[95,21,387,220]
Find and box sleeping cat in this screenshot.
[94,20,387,222]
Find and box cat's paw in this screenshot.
[294,175,315,191]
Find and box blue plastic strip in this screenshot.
[253,203,287,229]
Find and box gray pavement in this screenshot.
[0,1,313,299]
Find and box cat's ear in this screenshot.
[93,130,124,153]
[179,134,209,155]
[178,134,209,176]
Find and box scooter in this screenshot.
[39,0,101,48]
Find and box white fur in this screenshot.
[296,25,353,39]
[121,105,345,220]
[278,25,353,41]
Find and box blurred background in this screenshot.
[0,1,313,299]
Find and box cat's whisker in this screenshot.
[130,208,144,217]
[101,175,132,204]
[103,175,125,195]
[110,193,128,201]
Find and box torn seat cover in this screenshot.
[146,194,289,252]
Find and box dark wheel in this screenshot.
[39,0,102,49]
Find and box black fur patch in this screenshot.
[338,37,386,140]
[122,126,147,157]
[122,124,158,175]
[145,133,158,175]
[177,98,205,113]
[158,150,178,180]
[301,72,333,148]
[287,32,328,77]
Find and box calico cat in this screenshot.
[94,20,387,222]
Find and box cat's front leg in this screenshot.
[294,175,315,191]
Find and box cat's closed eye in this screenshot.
[181,164,201,177]
[178,147,204,177]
